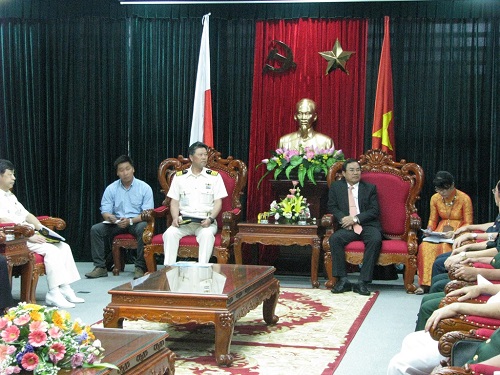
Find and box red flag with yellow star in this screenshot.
[372,16,395,157]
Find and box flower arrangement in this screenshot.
[0,303,118,375]
[257,146,345,188]
[269,181,310,223]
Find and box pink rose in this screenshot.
[71,352,85,368]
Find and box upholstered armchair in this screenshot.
[31,216,66,303]
[111,234,138,276]
[433,328,500,374]
[142,148,247,273]
[321,149,424,293]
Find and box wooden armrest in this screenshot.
[438,330,481,357]
[432,366,472,375]
[38,216,66,230]
[410,213,422,231]
[141,207,169,245]
[0,224,35,239]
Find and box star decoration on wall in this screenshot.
[319,38,355,75]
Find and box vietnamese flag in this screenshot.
[189,13,213,147]
[371,16,395,157]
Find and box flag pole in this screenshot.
[371,16,395,157]
[189,13,214,147]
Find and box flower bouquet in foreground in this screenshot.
[257,146,345,188]
[0,303,118,375]
[269,181,310,223]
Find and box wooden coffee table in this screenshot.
[103,264,280,367]
[60,328,175,374]
[233,221,322,288]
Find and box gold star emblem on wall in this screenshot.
[319,38,355,75]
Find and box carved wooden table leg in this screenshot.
[103,307,125,328]
[233,236,242,265]
[310,237,321,288]
[263,279,280,324]
[214,312,235,366]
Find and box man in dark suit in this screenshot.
[328,158,382,295]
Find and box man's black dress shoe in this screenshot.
[331,279,352,294]
[352,282,371,296]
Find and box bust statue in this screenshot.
[278,98,334,151]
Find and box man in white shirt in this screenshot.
[0,159,83,309]
[163,142,228,265]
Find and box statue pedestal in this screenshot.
[270,179,329,221]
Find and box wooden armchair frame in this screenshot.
[321,149,424,292]
[142,148,247,273]
[1,224,35,302]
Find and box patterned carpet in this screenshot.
[96,288,378,375]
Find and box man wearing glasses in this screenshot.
[327,158,382,296]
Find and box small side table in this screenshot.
[234,221,322,288]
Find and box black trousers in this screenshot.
[0,255,15,310]
[329,226,382,282]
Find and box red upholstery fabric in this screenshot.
[345,239,408,254]
[475,328,495,339]
[217,170,236,227]
[473,263,495,269]
[34,253,44,264]
[114,233,135,240]
[466,315,500,327]
[361,172,410,237]
[469,363,500,375]
[151,233,222,246]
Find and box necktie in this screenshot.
[348,186,363,234]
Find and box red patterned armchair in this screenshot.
[321,149,424,293]
[142,148,247,273]
[434,328,500,375]
[0,216,65,303]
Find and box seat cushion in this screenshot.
[34,253,44,264]
[151,233,222,246]
[345,239,408,255]
[114,233,136,240]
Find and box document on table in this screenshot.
[421,229,454,244]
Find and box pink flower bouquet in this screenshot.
[0,303,117,375]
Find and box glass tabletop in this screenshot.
[111,262,275,296]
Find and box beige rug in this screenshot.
[95,288,378,374]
